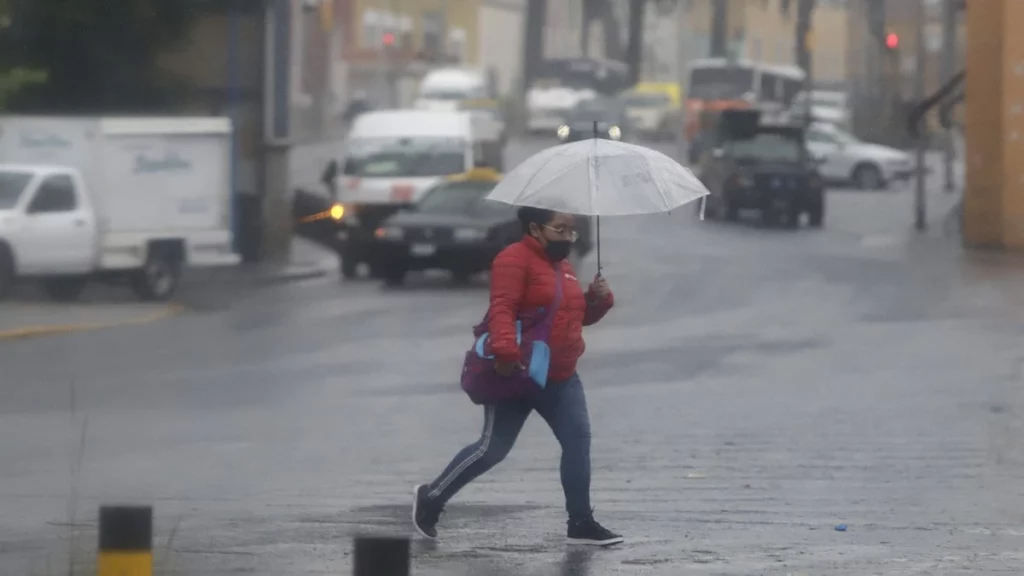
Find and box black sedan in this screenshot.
[370,170,521,286]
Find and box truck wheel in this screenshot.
[785,203,802,229]
[43,277,88,301]
[723,193,740,221]
[808,201,825,228]
[761,206,781,227]
[0,244,13,299]
[130,255,181,301]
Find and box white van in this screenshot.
[414,68,493,112]
[0,116,238,300]
[325,109,504,279]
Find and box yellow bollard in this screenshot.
[96,505,152,576]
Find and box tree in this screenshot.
[794,0,816,76]
[710,0,728,57]
[5,0,195,113]
[0,0,46,109]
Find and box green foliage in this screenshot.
[6,0,195,113]
[0,67,46,110]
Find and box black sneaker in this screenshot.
[411,484,444,539]
[567,517,623,546]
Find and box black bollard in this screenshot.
[353,535,410,576]
[97,505,153,576]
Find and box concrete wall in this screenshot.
[478,0,524,95]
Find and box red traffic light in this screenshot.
[885,32,899,50]
[382,32,395,46]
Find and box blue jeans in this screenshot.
[425,373,593,520]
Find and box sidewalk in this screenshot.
[0,238,336,341]
[183,237,336,288]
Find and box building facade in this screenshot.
[676,0,850,91]
[478,0,525,96]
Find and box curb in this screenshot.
[257,266,331,286]
[0,303,185,342]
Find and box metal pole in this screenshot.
[913,0,927,231]
[940,0,957,192]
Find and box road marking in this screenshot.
[0,303,185,341]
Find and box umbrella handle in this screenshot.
[596,215,601,275]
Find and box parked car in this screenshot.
[621,83,682,140]
[370,167,593,286]
[791,90,851,130]
[805,122,913,190]
[698,110,825,228]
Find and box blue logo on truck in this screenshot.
[19,132,72,149]
[134,151,191,173]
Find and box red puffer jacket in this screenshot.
[485,236,614,382]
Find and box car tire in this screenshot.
[808,200,825,228]
[852,163,885,190]
[723,193,740,221]
[761,205,781,227]
[130,254,181,302]
[785,203,802,230]
[43,277,88,301]
[0,245,14,299]
[452,269,473,285]
[341,247,359,280]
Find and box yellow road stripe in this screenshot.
[0,304,185,341]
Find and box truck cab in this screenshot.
[698,109,825,228]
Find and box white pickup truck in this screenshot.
[0,116,240,301]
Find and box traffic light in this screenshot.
[885,32,899,50]
[382,32,395,47]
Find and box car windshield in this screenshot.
[728,132,804,162]
[416,181,511,218]
[623,92,671,107]
[344,138,465,177]
[566,97,623,122]
[0,171,32,210]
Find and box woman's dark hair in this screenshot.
[517,206,556,234]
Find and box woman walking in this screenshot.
[412,206,623,546]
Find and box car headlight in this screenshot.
[329,203,345,220]
[374,226,404,240]
[608,125,622,140]
[454,227,487,242]
[557,124,570,141]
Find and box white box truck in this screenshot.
[0,116,239,301]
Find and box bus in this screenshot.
[683,58,806,142]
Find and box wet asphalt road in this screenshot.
[2,137,1024,575]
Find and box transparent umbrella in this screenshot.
[487,126,709,271]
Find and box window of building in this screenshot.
[448,28,467,63]
[361,10,381,49]
[422,11,445,60]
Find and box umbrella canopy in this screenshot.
[486,138,708,216]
